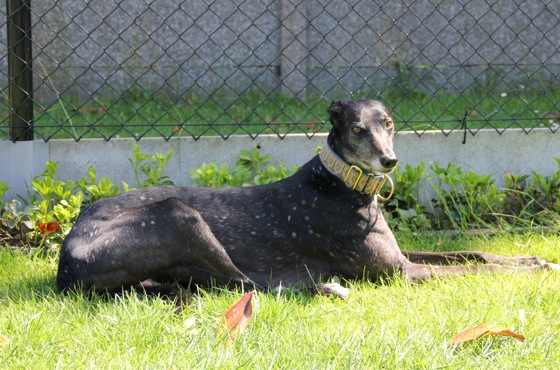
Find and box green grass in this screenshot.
[1,87,559,141]
[2,231,560,369]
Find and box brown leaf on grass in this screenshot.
[76,106,107,115]
[0,333,9,346]
[449,323,525,344]
[215,291,254,341]
[467,109,480,117]
[544,112,560,122]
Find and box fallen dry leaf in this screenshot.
[215,291,254,341]
[0,334,9,346]
[467,109,480,117]
[76,106,107,114]
[449,323,525,344]
[544,112,560,122]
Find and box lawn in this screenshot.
[1,231,559,369]
[2,87,559,141]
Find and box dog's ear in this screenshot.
[327,100,345,126]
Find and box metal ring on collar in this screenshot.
[377,174,394,202]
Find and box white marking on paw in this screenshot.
[316,283,350,299]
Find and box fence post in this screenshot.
[280,0,308,98]
[7,0,34,141]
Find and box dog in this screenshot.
[57,99,559,302]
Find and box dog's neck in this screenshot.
[319,142,388,197]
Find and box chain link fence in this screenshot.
[1,0,559,142]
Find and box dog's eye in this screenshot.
[353,126,362,133]
[385,120,393,129]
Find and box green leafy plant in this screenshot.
[75,165,127,204]
[129,142,175,187]
[429,162,505,229]
[190,148,299,188]
[0,181,8,203]
[1,199,38,241]
[1,162,82,249]
[236,149,299,186]
[530,159,560,211]
[1,143,176,250]
[384,163,430,231]
[190,162,242,188]
[503,159,560,223]
[2,144,559,253]
[1,160,122,250]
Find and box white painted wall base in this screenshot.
[1,129,559,203]
[0,140,49,201]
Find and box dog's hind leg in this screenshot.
[57,197,258,296]
[135,279,189,313]
[155,197,260,288]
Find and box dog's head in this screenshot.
[327,99,398,175]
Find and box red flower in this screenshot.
[38,215,60,235]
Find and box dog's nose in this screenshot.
[381,157,398,169]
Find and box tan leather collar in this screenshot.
[319,143,393,199]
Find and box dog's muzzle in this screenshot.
[319,143,394,200]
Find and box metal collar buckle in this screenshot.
[343,165,363,190]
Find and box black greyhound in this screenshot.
[57,99,559,300]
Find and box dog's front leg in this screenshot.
[401,259,558,282]
[404,250,560,269]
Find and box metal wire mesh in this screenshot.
[1,0,559,142]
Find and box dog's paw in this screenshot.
[316,283,350,299]
[545,262,560,271]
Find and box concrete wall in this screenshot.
[2,129,559,203]
[1,0,558,104]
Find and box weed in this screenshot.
[385,163,431,232]
[0,181,7,202]
[2,162,84,249]
[190,162,242,188]
[129,142,175,187]
[1,199,38,240]
[429,162,504,229]
[502,158,560,224]
[236,148,299,186]
[2,143,559,252]
[1,144,179,251]
[383,61,428,103]
[75,166,127,205]
[190,148,299,188]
